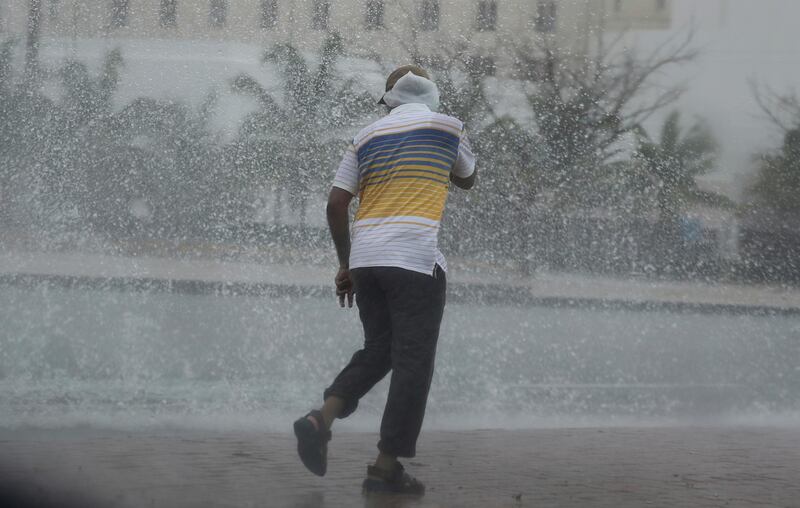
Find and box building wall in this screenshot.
[602,0,672,30]
[1,1,671,75]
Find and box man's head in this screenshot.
[378,65,431,106]
[378,64,439,111]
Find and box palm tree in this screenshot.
[54,49,124,210]
[38,48,226,241]
[506,30,697,211]
[635,111,728,274]
[230,32,374,226]
[752,128,800,212]
[0,37,73,231]
[59,48,123,129]
[471,116,542,272]
[636,111,724,222]
[25,0,42,83]
[80,96,227,239]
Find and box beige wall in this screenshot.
[602,0,672,30]
[1,1,670,74]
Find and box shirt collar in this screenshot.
[389,103,431,115]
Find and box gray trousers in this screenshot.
[324,265,446,458]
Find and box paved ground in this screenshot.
[1,426,798,508]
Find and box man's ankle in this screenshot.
[319,396,345,430]
[373,453,398,472]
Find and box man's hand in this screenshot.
[335,266,354,308]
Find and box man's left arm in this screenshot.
[451,129,477,190]
[327,187,355,307]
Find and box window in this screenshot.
[312,0,329,30]
[110,0,129,28]
[209,0,227,28]
[261,0,278,29]
[535,1,556,32]
[419,0,439,31]
[655,0,666,11]
[475,1,496,31]
[160,0,177,27]
[365,0,384,30]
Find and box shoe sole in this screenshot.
[362,478,425,496]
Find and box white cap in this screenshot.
[380,72,440,112]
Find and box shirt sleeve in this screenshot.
[452,129,476,178]
[332,143,359,195]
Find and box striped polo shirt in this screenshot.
[332,103,475,276]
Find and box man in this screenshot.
[293,64,476,496]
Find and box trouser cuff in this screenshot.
[378,438,415,458]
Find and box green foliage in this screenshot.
[98,48,123,114]
[0,42,231,243]
[0,38,16,93]
[506,31,696,211]
[0,37,70,232]
[753,128,800,212]
[473,116,539,199]
[232,32,374,224]
[461,116,541,256]
[635,111,722,218]
[437,68,489,129]
[78,97,229,237]
[528,82,620,195]
[59,48,123,129]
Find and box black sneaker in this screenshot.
[362,462,425,496]
[293,410,331,476]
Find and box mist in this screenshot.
[0,1,799,505]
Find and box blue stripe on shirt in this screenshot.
[358,128,460,159]
[359,148,456,169]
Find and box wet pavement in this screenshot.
[1,426,798,507]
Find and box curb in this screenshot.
[2,272,798,317]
